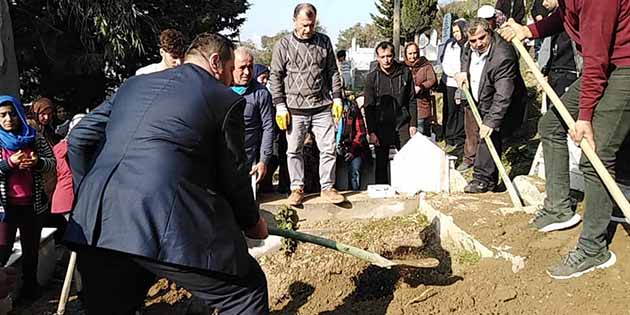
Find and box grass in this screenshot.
[456,250,482,266]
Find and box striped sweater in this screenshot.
[0,136,56,217]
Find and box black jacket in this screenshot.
[363,61,417,135]
[66,64,259,277]
[496,0,525,23]
[461,32,526,135]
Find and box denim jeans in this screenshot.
[347,156,363,191]
[540,67,630,256]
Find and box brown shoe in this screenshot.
[288,188,305,206]
[321,188,346,204]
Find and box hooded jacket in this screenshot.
[364,61,417,137]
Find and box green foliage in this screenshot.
[402,0,438,37]
[432,0,494,34]
[371,0,399,41]
[336,23,384,51]
[9,0,249,110]
[251,30,290,66]
[275,205,300,257]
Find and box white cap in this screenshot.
[477,5,496,19]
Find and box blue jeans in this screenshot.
[347,156,363,191]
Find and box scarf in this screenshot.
[0,96,37,151]
[231,85,248,95]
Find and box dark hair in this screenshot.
[467,18,492,36]
[0,101,13,108]
[159,29,186,59]
[375,41,395,54]
[293,3,317,18]
[185,33,235,63]
[336,50,346,59]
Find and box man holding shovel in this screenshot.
[454,18,526,194]
[499,0,630,279]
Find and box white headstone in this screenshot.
[391,134,449,194]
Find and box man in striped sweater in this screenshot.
[270,3,345,206]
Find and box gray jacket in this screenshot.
[270,32,342,113]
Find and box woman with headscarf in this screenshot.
[404,42,437,137]
[29,97,59,199]
[440,19,469,166]
[0,96,55,299]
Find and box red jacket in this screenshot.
[528,0,630,121]
[51,140,74,214]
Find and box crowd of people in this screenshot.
[0,0,627,313]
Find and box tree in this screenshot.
[9,0,250,110]
[254,30,291,66]
[336,23,384,51]
[402,0,438,41]
[371,0,410,43]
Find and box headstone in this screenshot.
[442,13,453,43]
[0,0,20,98]
[391,134,449,194]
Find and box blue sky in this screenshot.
[239,0,457,48]
[239,0,378,48]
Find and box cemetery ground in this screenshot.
[13,192,630,315]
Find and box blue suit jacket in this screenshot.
[65,64,260,277]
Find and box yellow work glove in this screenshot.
[332,98,343,123]
[275,104,290,130]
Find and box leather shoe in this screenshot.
[464,180,493,193]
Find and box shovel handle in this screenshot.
[511,38,630,218]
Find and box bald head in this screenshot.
[232,46,254,85]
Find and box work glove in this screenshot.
[275,104,290,130]
[332,98,343,123]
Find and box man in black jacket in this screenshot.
[456,19,526,193]
[66,33,269,314]
[364,41,417,184]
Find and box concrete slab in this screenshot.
[259,191,419,223]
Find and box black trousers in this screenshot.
[0,205,43,289]
[472,130,502,188]
[443,87,466,147]
[76,246,269,315]
[374,127,396,185]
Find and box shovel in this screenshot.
[510,39,630,218]
[268,226,439,269]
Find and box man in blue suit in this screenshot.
[65,33,269,314]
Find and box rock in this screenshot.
[514,175,546,206]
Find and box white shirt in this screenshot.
[441,42,462,88]
[135,62,167,76]
[469,48,490,102]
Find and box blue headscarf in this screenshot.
[0,95,37,150]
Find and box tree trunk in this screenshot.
[0,0,20,99]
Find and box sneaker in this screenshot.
[528,209,581,232]
[456,162,473,172]
[321,188,346,204]
[547,249,616,280]
[287,188,304,206]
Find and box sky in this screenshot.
[239,0,458,48]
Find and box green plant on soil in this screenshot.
[275,205,300,257]
[456,250,481,266]
[351,212,429,243]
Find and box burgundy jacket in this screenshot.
[406,57,437,119]
[528,0,630,121]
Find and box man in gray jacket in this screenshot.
[270,3,345,206]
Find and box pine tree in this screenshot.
[402,0,438,41]
[371,0,397,40]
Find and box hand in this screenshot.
[368,133,380,146]
[497,18,533,42]
[454,72,468,89]
[535,15,543,22]
[275,105,290,131]
[344,152,354,162]
[409,126,417,137]
[479,124,493,139]
[249,162,267,184]
[19,152,38,170]
[9,150,25,166]
[570,120,596,151]
[414,85,421,94]
[0,267,17,299]
[332,98,343,123]
[245,216,268,239]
